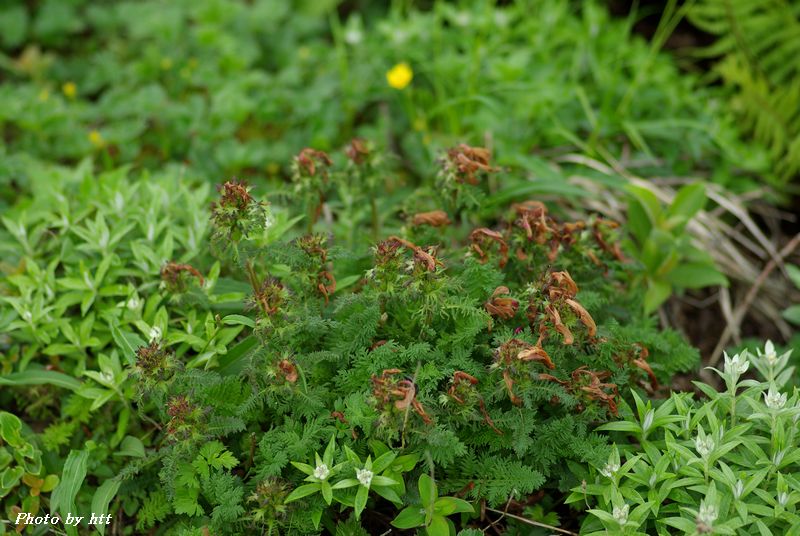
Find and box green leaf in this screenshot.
[782,305,800,325]
[419,474,437,508]
[110,323,146,366]
[51,450,89,526]
[787,265,800,289]
[221,314,255,328]
[114,436,145,458]
[666,263,728,289]
[321,480,333,505]
[666,182,706,231]
[644,279,672,314]
[371,451,397,474]
[354,484,369,519]
[285,483,320,503]
[392,506,426,529]
[426,514,450,536]
[0,370,82,391]
[434,497,474,515]
[217,335,258,375]
[90,479,121,536]
[597,421,641,433]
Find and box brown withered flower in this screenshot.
[411,210,451,227]
[161,262,204,293]
[345,138,370,165]
[295,148,332,178]
[135,342,176,384]
[539,367,619,416]
[384,236,444,272]
[296,234,336,303]
[296,233,329,263]
[210,179,269,243]
[447,371,502,435]
[470,228,509,268]
[445,144,495,185]
[512,200,552,243]
[371,369,432,425]
[592,218,625,262]
[484,286,519,320]
[277,359,298,383]
[249,277,286,317]
[494,338,555,405]
[547,271,579,300]
[165,395,203,441]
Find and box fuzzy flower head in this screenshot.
[313,463,330,481]
[723,351,749,376]
[759,340,778,366]
[612,503,629,526]
[386,62,413,90]
[600,462,620,478]
[695,429,715,458]
[356,468,373,487]
[149,326,162,343]
[696,500,717,532]
[764,386,787,410]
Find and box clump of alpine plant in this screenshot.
[570,341,800,534]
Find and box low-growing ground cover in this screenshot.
[1,1,799,535]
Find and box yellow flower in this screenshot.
[386,62,413,90]
[62,81,77,99]
[88,130,105,148]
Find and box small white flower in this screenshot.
[126,296,141,310]
[764,387,787,410]
[22,310,33,322]
[695,432,715,458]
[778,492,789,507]
[762,340,778,366]
[642,409,654,432]
[313,463,330,481]
[612,504,629,525]
[733,479,744,499]
[149,326,162,343]
[264,212,274,229]
[600,462,619,478]
[697,500,717,526]
[356,468,373,487]
[724,352,749,376]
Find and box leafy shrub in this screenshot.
[115,145,698,533]
[570,341,800,534]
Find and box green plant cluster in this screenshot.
[0,0,763,202]
[571,341,800,534]
[1,145,699,533]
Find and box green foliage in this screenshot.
[391,474,474,536]
[688,0,800,188]
[0,143,703,533]
[624,182,727,313]
[569,341,800,534]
